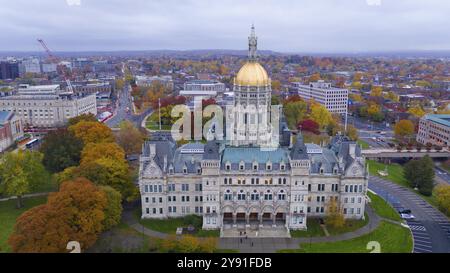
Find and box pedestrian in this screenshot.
[245,235,248,240]
[240,238,243,244]
[251,242,254,247]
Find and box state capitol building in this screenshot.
[138,26,368,237]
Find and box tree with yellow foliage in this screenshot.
[310,103,332,129]
[308,73,321,83]
[394,119,415,140]
[435,184,450,216]
[178,235,201,253]
[69,121,115,144]
[408,106,426,118]
[325,198,345,229]
[370,86,383,97]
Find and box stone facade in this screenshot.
[0,84,97,127]
[138,26,367,235]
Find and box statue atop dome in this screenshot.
[248,24,258,62]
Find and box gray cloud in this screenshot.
[0,0,449,52]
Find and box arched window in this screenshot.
[264,190,273,201]
[278,190,286,201]
[251,190,259,201]
[237,190,246,201]
[224,190,232,201]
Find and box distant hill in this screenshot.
[1,49,449,59]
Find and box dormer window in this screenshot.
[197,168,202,174]
[169,166,174,174]
[333,168,338,174]
[280,164,285,171]
[320,168,324,174]
[239,161,245,171]
[266,161,272,171]
[183,166,188,174]
[253,161,258,171]
[225,161,231,171]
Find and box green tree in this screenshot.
[0,151,49,208]
[283,100,308,130]
[404,156,435,196]
[40,128,83,173]
[99,186,123,231]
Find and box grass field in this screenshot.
[367,159,440,209]
[357,139,370,149]
[327,213,369,235]
[291,213,369,237]
[290,218,325,238]
[135,208,220,237]
[145,112,172,131]
[367,159,408,186]
[279,221,413,253]
[368,191,402,222]
[0,196,48,253]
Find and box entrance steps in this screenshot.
[221,224,291,238]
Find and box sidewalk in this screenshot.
[0,192,50,202]
[123,205,388,253]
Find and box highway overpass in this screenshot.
[362,148,450,159]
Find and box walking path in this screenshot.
[0,192,50,202]
[123,205,397,253]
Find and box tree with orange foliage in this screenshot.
[8,178,107,253]
[69,121,114,144]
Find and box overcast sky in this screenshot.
[0,0,449,52]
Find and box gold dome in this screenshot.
[235,61,270,86]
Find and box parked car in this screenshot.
[400,213,415,220]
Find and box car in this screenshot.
[400,213,415,220]
[398,209,412,214]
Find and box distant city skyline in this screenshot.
[1,0,450,53]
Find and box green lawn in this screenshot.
[290,218,325,238]
[0,196,48,253]
[145,112,172,131]
[368,191,402,222]
[357,139,370,149]
[279,221,412,253]
[327,213,369,236]
[367,159,408,186]
[367,160,441,211]
[291,213,369,237]
[135,208,219,237]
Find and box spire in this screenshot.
[248,24,258,61]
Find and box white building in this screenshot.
[138,26,368,237]
[0,84,97,127]
[180,80,226,98]
[293,80,348,114]
[20,58,42,74]
[135,75,174,91]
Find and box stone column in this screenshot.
[232,213,237,227]
[272,213,276,227]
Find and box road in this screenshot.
[435,166,450,185]
[106,83,152,129]
[369,176,450,253]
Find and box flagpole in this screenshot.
[158,98,161,130]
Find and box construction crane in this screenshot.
[37,38,74,94]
